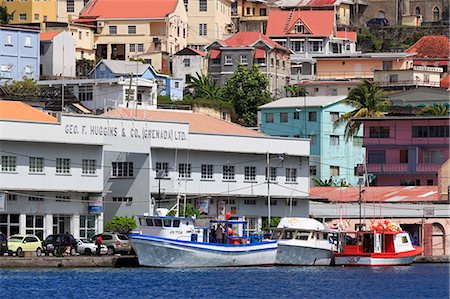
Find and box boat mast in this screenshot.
[267,151,271,228]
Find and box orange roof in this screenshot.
[310,186,441,203]
[40,31,60,41]
[222,32,288,51]
[103,108,266,137]
[80,0,178,19]
[336,31,357,42]
[0,101,57,123]
[189,48,206,57]
[407,35,450,58]
[267,10,334,36]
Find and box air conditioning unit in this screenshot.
[97,21,105,28]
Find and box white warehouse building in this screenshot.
[0,101,310,240]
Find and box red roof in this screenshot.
[189,48,206,57]
[103,108,266,137]
[40,32,60,41]
[210,49,221,59]
[267,10,334,36]
[413,60,449,66]
[302,0,337,6]
[336,31,357,42]
[310,186,441,203]
[441,75,450,89]
[80,0,178,19]
[222,31,288,51]
[407,35,450,58]
[255,48,265,59]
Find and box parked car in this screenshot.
[76,238,107,255]
[91,233,131,255]
[8,234,43,256]
[42,233,78,256]
[0,232,7,256]
[366,18,389,27]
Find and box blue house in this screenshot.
[0,25,40,82]
[90,59,183,101]
[259,96,365,186]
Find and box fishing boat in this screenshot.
[334,220,422,266]
[129,210,277,268]
[271,217,336,266]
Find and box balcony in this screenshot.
[366,163,408,173]
[416,164,440,173]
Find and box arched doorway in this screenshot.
[432,223,445,255]
[433,7,440,22]
[415,7,421,16]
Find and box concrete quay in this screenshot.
[414,255,450,263]
[0,255,139,268]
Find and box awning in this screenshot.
[255,49,265,59]
[210,49,221,59]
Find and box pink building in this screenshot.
[356,116,449,186]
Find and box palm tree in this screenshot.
[284,84,307,97]
[186,73,222,100]
[334,80,390,141]
[418,104,449,116]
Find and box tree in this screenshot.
[262,217,280,231]
[105,216,137,234]
[418,104,449,116]
[167,204,202,218]
[5,77,41,97]
[222,64,272,126]
[186,73,222,100]
[0,6,12,24]
[312,177,350,187]
[284,84,307,97]
[334,80,389,141]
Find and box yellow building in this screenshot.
[2,0,57,24]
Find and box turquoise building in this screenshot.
[259,96,365,186]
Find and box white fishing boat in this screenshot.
[130,211,277,268]
[271,217,336,266]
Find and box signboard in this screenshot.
[88,195,103,213]
[413,66,443,73]
[0,193,5,212]
[196,198,209,215]
[423,207,435,217]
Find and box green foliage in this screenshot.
[334,80,389,141]
[262,217,281,231]
[6,77,40,97]
[167,204,202,219]
[284,84,307,97]
[183,97,235,113]
[358,29,383,52]
[222,64,272,126]
[105,216,137,234]
[418,104,450,116]
[186,73,222,100]
[0,6,12,24]
[157,95,172,104]
[312,177,350,187]
[76,58,95,77]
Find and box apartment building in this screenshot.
[1,0,57,24]
[231,0,275,34]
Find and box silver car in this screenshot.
[76,238,107,255]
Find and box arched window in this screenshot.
[377,10,385,18]
[433,6,440,21]
[415,7,421,16]
[432,223,445,255]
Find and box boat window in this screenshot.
[281,230,295,240]
[163,219,172,227]
[271,230,282,240]
[154,218,162,227]
[139,218,146,226]
[146,219,154,226]
[295,231,310,241]
[401,236,408,244]
[173,219,180,227]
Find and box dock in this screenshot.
[414,255,450,263]
[0,255,139,268]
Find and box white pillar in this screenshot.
[72,214,80,238]
[19,214,26,234]
[97,213,104,234]
[45,214,53,237]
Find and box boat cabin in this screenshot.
[338,231,415,254]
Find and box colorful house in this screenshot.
[40,31,76,78]
[1,0,57,24]
[407,35,450,73]
[258,96,365,185]
[356,115,450,186]
[90,59,183,100]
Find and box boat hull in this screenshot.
[276,244,334,266]
[335,247,421,266]
[130,234,278,268]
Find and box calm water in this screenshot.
[0,264,448,298]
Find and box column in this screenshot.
[19,214,26,235]
[71,214,80,238]
[45,214,53,237]
[97,213,104,234]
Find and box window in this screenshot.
[427,179,433,186]
[266,113,274,123]
[109,26,117,35]
[224,55,232,65]
[423,150,443,164]
[79,85,93,101]
[199,23,207,36]
[308,111,317,122]
[382,61,393,70]
[212,58,221,65]
[244,199,256,205]
[433,6,440,21]
[174,82,180,89]
[240,54,248,64]
[25,215,44,240]
[66,0,74,12]
[279,112,289,123]
[330,135,340,146]
[24,36,32,47]
[129,44,136,52]
[265,200,277,206]
[310,41,323,52]
[308,135,317,145]
[309,165,317,176]
[137,44,144,52]
[368,150,386,164]
[56,158,70,174]
[199,0,207,11]
[28,196,43,201]
[246,7,251,15]
[34,13,39,20]
[2,156,16,172]
[291,41,305,53]
[201,164,213,179]
[285,200,297,206]
[29,157,44,173]
[286,168,297,182]
[80,215,96,239]
[5,34,12,46]
[0,214,20,237]
[389,74,398,82]
[223,165,235,180]
[244,166,256,181]
[112,162,134,177]
[55,195,70,202]
[369,126,390,138]
[184,0,188,10]
[353,136,363,146]
[155,162,169,177]
[257,58,265,65]
[183,58,190,67]
[82,159,96,174]
[294,21,304,33]
[265,167,277,182]
[43,16,47,21]
[112,197,133,202]
[293,111,300,120]
[330,112,339,122]
[19,14,27,21]
[412,126,428,138]
[128,26,136,34]
[179,163,191,178]
[260,8,267,16]
[429,126,449,137]
[330,166,340,176]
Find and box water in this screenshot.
[0,264,448,298]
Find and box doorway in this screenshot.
[53,215,71,234]
[432,223,445,256]
[400,149,408,163]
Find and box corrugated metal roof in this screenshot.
[258,95,346,109]
[98,60,151,75]
[80,0,178,19]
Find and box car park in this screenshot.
[76,238,107,255]
[0,233,7,256]
[42,233,78,256]
[91,233,131,255]
[8,234,43,256]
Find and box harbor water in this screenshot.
[1,263,448,298]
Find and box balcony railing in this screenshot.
[366,163,408,173]
[416,164,440,173]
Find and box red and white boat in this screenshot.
[334,220,422,266]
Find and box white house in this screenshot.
[40,31,76,78]
[173,47,207,86]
